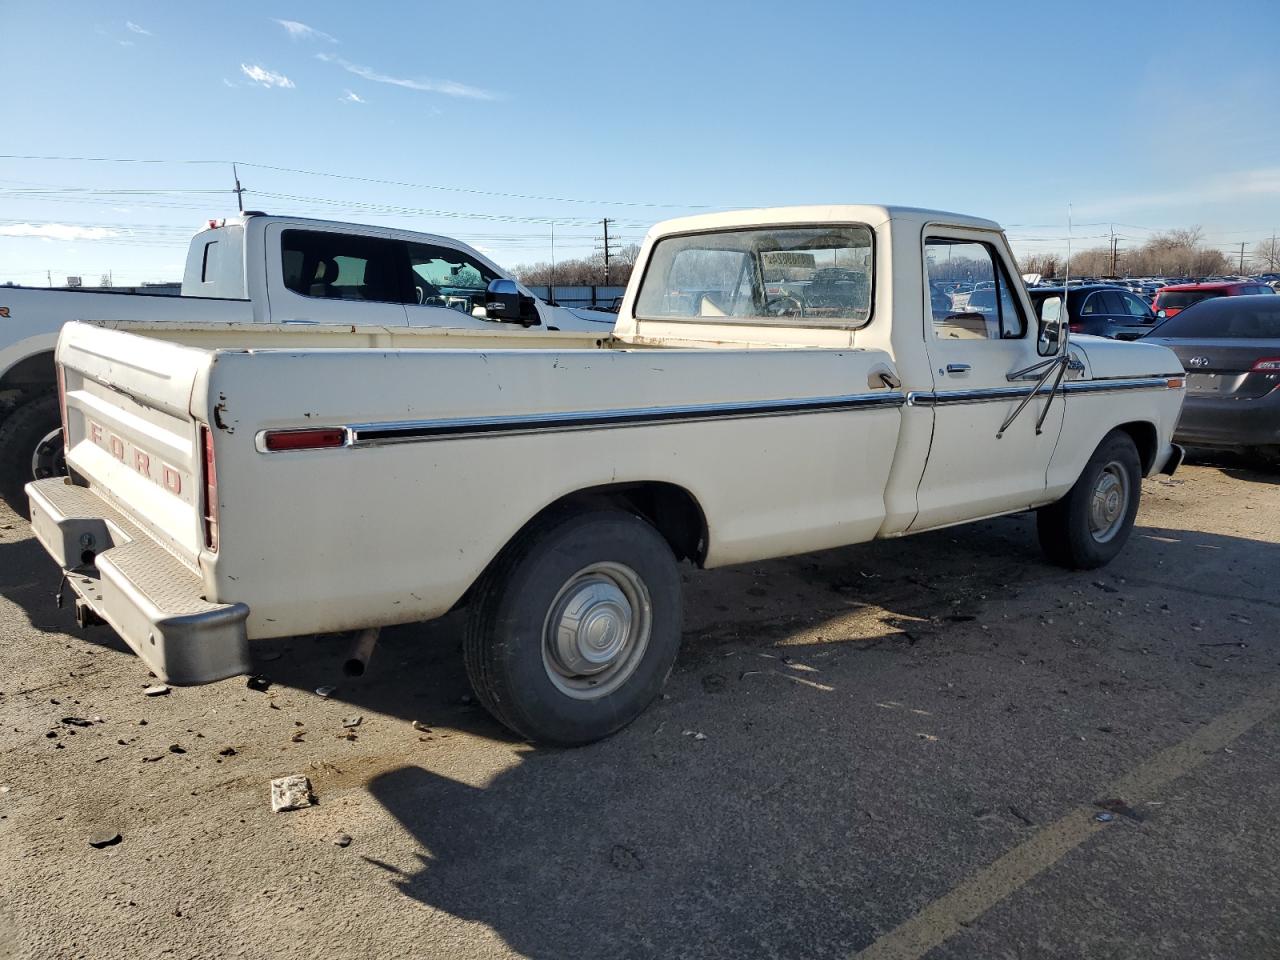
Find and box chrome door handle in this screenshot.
[945,363,971,374]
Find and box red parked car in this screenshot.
[1153,281,1275,319]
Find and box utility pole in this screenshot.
[46,269,52,288]
[232,163,245,214]
[1108,226,1118,276]
[599,218,618,285]
[549,221,556,305]
[1240,242,1247,274]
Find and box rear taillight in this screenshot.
[1250,357,1280,372]
[260,427,347,452]
[1068,322,1084,333]
[56,364,69,446]
[200,425,219,553]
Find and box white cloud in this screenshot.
[222,78,237,88]
[125,21,151,36]
[340,89,365,104]
[0,223,121,242]
[240,64,295,89]
[316,53,497,100]
[118,39,134,47]
[274,19,337,43]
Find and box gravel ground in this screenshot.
[1,455,1278,960]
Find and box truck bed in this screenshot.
[51,320,902,645]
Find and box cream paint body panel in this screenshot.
[43,205,1185,650]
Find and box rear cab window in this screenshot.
[634,224,874,327]
[281,230,407,304]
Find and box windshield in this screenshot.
[1153,299,1280,338]
[1159,290,1221,310]
[634,225,874,326]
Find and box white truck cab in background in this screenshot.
[0,213,613,511]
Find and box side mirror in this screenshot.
[1038,295,1064,355]
[483,278,523,322]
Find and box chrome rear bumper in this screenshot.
[25,478,250,684]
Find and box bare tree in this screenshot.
[1253,237,1280,273]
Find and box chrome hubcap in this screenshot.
[1089,462,1129,543]
[31,428,66,481]
[542,562,651,700]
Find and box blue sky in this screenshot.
[3,0,1279,285]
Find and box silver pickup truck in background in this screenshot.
[0,213,613,512]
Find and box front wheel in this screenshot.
[1037,430,1142,569]
[463,508,683,746]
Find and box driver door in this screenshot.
[910,229,1064,530]
[402,240,505,330]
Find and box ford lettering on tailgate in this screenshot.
[86,419,185,496]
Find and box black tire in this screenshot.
[1037,430,1142,570]
[0,393,63,519]
[464,508,682,746]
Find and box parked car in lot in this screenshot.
[1143,295,1280,462]
[1152,281,1275,319]
[1027,284,1157,339]
[0,214,615,514]
[26,205,1186,745]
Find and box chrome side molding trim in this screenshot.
[342,392,906,447]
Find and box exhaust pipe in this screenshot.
[343,628,380,677]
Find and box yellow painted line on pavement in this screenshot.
[852,678,1280,960]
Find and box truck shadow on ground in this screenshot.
[1183,447,1280,486]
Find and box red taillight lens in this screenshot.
[1250,357,1280,372]
[1068,322,1084,333]
[201,425,219,553]
[260,428,347,452]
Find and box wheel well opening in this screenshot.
[450,482,709,615]
[0,352,57,395]
[550,482,708,566]
[1115,421,1157,474]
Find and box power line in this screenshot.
[0,153,717,211]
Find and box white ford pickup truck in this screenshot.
[27,205,1186,745]
[0,213,612,512]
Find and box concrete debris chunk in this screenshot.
[270,775,314,813]
[246,675,273,692]
[332,832,352,848]
[143,684,170,697]
[341,716,362,729]
[315,686,337,699]
[88,829,122,849]
[411,720,431,733]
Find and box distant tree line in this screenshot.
[512,244,641,286]
[1018,226,1280,279]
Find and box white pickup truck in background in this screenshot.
[27,204,1186,745]
[0,213,614,511]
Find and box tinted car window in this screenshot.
[1158,290,1221,310]
[1117,292,1152,318]
[1153,298,1280,338]
[1081,291,1120,315]
[282,230,407,303]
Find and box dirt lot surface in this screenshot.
[2,456,1278,960]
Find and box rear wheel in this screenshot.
[464,508,683,746]
[1037,430,1142,569]
[0,393,63,518]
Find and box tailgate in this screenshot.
[57,321,213,567]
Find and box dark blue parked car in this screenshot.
[1028,284,1157,339]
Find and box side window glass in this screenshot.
[925,238,1024,339]
[406,242,500,313]
[201,241,220,283]
[280,230,406,303]
[1080,293,1102,315]
[1120,293,1150,317]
